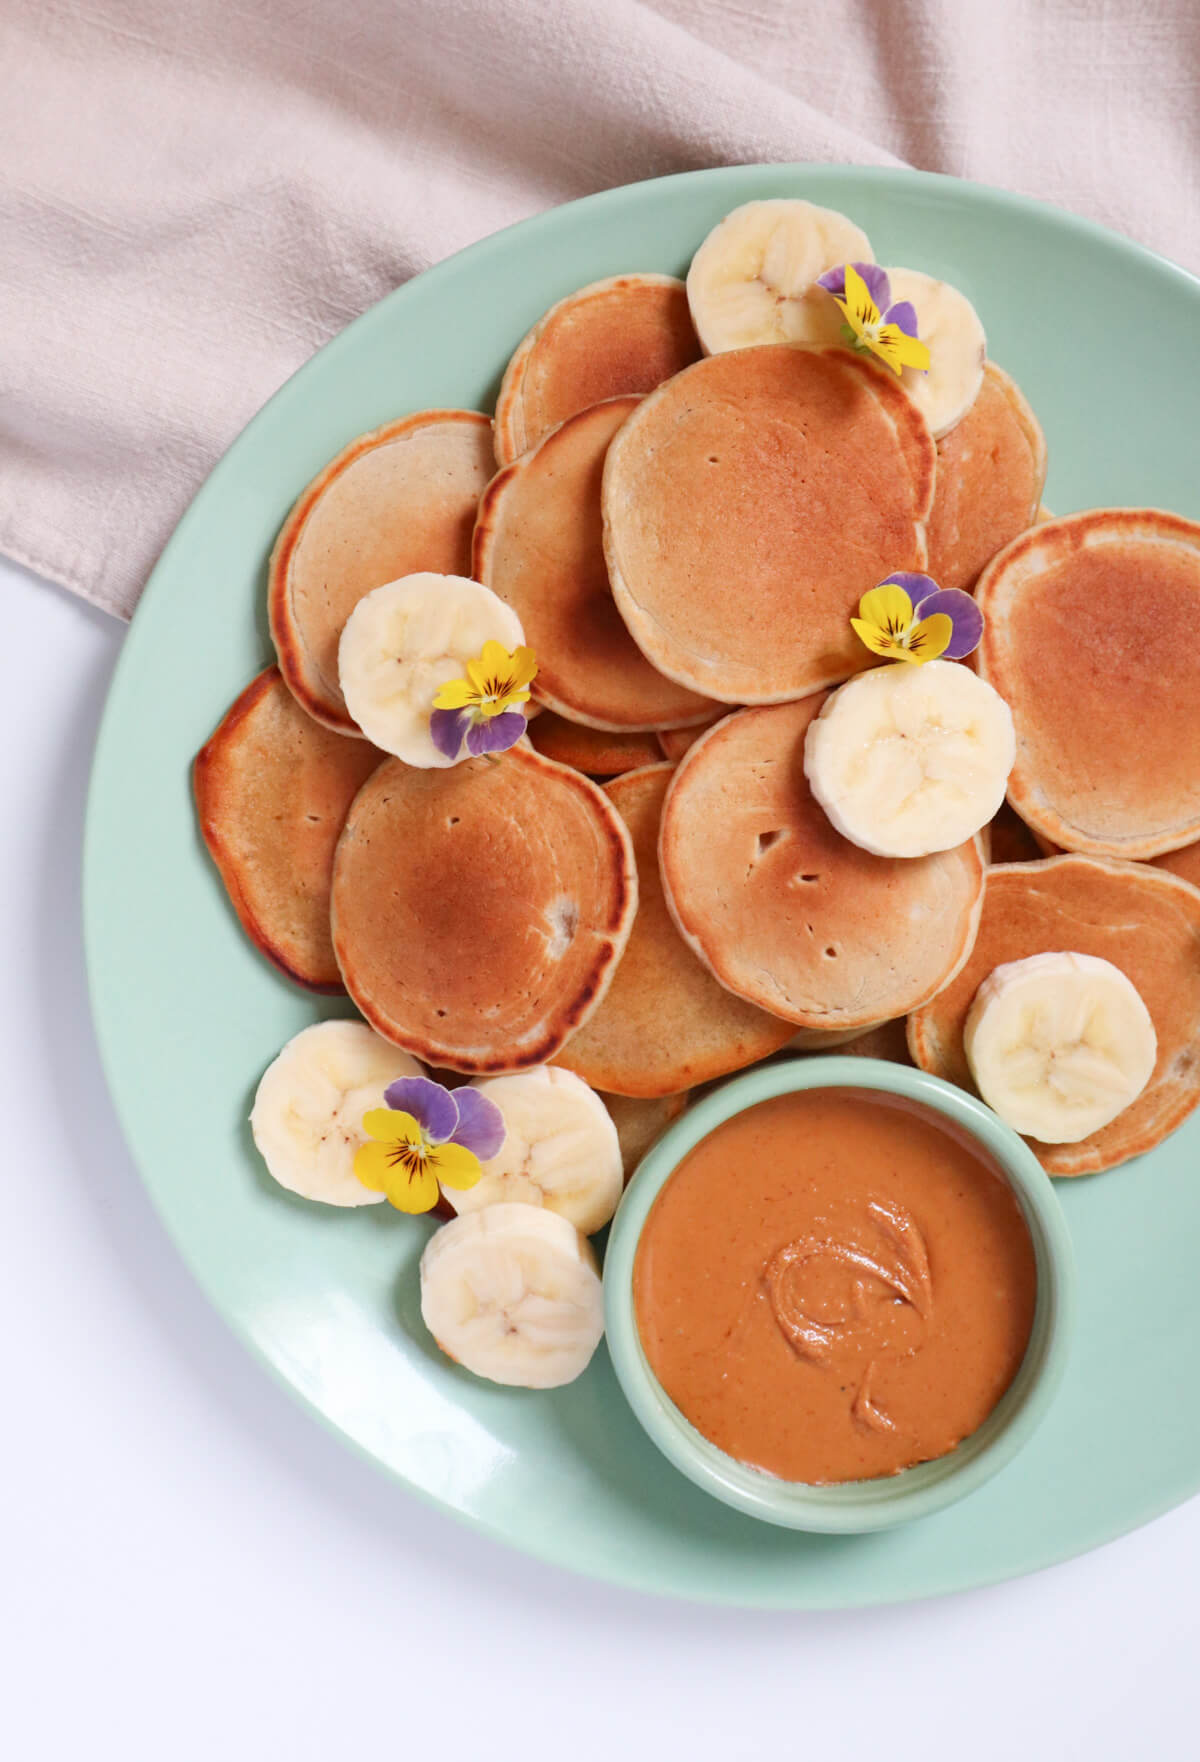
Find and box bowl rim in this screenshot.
[603,1054,1077,1533]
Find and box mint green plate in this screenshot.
[84,165,1200,1608]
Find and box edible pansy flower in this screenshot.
[816,263,931,378]
[353,1075,506,1214]
[429,641,538,761]
[851,572,984,666]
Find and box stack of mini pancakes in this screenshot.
[196,197,1200,1181]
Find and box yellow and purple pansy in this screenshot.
[851,572,984,666]
[816,263,931,378]
[430,640,538,761]
[354,1075,506,1214]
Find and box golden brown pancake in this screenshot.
[908,856,1200,1175]
[492,274,701,467]
[660,698,985,1030]
[926,362,1047,592]
[528,710,663,776]
[985,801,1044,865]
[602,1090,689,1182]
[331,747,636,1072]
[657,708,728,762]
[603,346,936,703]
[475,397,715,731]
[269,410,494,732]
[554,764,794,1096]
[978,510,1200,858]
[194,668,383,991]
[1154,840,1200,889]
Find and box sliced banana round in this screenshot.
[965,951,1158,1143]
[883,267,986,438]
[420,1204,605,1388]
[686,198,872,355]
[337,572,525,766]
[442,1066,623,1235]
[804,659,1015,858]
[250,1019,424,1205]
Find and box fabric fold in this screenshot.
[1,0,1197,618]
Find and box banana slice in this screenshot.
[420,1204,605,1388]
[442,1066,623,1235]
[338,572,526,766]
[686,198,872,355]
[250,1019,424,1205]
[883,267,986,438]
[804,659,1015,858]
[965,951,1157,1143]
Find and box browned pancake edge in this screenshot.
[492,274,702,467]
[194,667,383,991]
[907,855,1200,1175]
[268,409,493,733]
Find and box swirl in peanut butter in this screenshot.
[633,1089,1037,1483]
[764,1200,932,1435]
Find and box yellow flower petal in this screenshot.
[431,1141,483,1190]
[508,646,539,690]
[864,325,932,377]
[857,583,915,637]
[465,640,513,695]
[353,1140,395,1193]
[432,675,478,710]
[842,263,882,337]
[361,1108,421,1145]
[879,326,931,373]
[477,687,531,720]
[905,612,953,663]
[861,335,903,375]
[384,1162,442,1213]
[851,617,907,659]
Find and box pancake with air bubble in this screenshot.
[658,697,985,1031]
[331,747,636,1073]
[554,764,794,1096]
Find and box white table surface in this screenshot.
[4,552,1195,1761]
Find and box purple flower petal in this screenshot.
[914,588,985,660]
[881,298,920,340]
[816,261,891,310]
[383,1076,460,1144]
[429,707,469,761]
[449,1087,506,1160]
[465,709,527,757]
[880,571,939,601]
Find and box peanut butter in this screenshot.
[633,1088,1037,1483]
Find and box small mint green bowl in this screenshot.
[603,1056,1076,1533]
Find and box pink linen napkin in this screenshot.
[2,0,1198,620]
